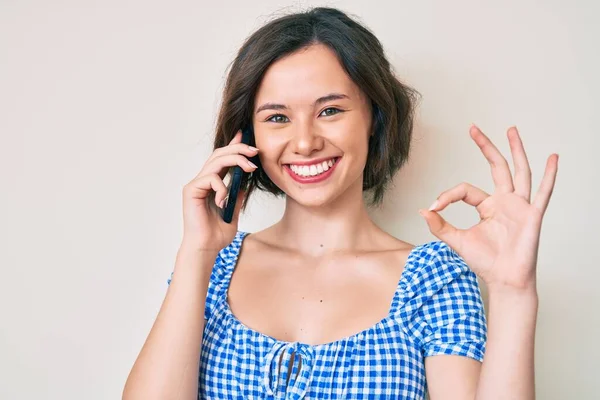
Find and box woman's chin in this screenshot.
[284,188,343,209]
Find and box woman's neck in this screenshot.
[272,182,381,256]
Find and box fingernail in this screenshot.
[248,146,259,152]
[219,199,225,208]
[418,209,426,216]
[247,160,258,168]
[428,200,439,211]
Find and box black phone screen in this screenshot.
[221,126,254,223]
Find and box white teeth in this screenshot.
[289,158,337,177]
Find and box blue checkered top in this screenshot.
[168,231,487,399]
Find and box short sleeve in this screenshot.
[402,242,487,362]
[202,251,231,321]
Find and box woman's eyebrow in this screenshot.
[255,93,349,114]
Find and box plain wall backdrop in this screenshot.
[1,0,597,398]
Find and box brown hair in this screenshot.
[213,7,420,209]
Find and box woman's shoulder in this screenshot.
[406,239,466,270]
[214,229,283,267]
[214,231,249,262]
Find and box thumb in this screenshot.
[419,209,461,249]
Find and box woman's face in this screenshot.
[253,44,372,208]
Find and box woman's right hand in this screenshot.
[180,130,258,252]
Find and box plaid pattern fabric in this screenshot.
[167,231,487,399]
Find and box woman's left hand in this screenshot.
[420,125,559,293]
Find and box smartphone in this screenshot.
[221,125,255,223]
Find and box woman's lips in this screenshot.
[284,157,340,184]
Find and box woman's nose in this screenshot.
[291,121,325,156]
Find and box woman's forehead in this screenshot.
[255,45,363,106]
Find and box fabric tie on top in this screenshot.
[262,342,315,399]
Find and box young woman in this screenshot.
[123,7,558,400]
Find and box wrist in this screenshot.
[174,244,219,275]
[179,238,223,255]
[487,283,539,318]
[487,280,538,300]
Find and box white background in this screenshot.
[1,0,597,398]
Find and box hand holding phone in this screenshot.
[180,127,257,251]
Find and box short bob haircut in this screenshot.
[213,7,420,209]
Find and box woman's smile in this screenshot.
[284,156,341,184]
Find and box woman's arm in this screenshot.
[421,124,558,400]
[122,244,218,400]
[475,285,538,398]
[122,130,255,399]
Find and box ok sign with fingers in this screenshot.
[419,124,559,292]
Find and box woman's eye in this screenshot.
[266,108,342,123]
[320,107,342,117]
[266,114,289,123]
